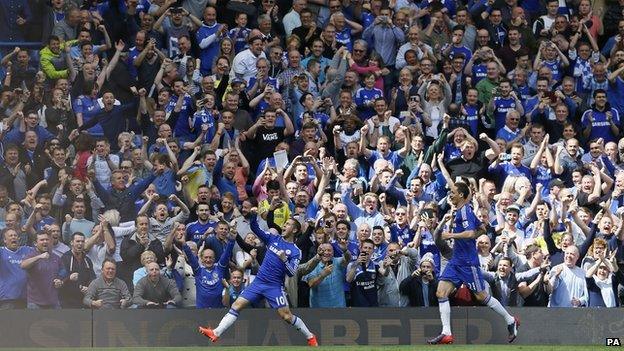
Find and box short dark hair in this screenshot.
[267,180,280,191]
[360,238,375,248]
[101,258,116,269]
[48,35,60,44]
[455,182,471,199]
[71,232,86,241]
[593,89,607,98]
[336,220,351,230]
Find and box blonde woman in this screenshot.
[417,75,452,144]
[133,250,157,286]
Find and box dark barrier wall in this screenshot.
[0,308,621,347]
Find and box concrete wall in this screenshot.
[0,308,620,347]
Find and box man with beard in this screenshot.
[59,232,96,308]
[185,202,214,244]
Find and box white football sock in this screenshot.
[439,298,452,335]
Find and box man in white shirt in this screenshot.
[548,246,588,307]
[283,0,307,37]
[231,35,267,84]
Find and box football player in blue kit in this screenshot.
[428,182,519,345]
[198,211,318,346]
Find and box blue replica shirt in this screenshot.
[0,246,34,301]
[348,260,379,307]
[247,77,279,94]
[472,64,487,85]
[355,87,383,120]
[608,77,624,117]
[443,44,472,64]
[152,168,176,197]
[389,223,414,247]
[250,215,301,285]
[184,240,234,308]
[190,108,217,143]
[533,164,552,191]
[185,220,216,243]
[542,59,563,83]
[196,23,221,75]
[361,12,375,29]
[127,46,141,79]
[489,160,532,185]
[228,27,251,54]
[495,126,521,143]
[252,99,271,121]
[371,243,387,264]
[444,143,462,162]
[462,103,480,135]
[335,27,353,51]
[171,95,195,140]
[515,85,532,105]
[419,229,441,275]
[215,176,239,203]
[331,239,359,260]
[449,203,481,266]
[492,96,518,130]
[296,111,329,131]
[73,95,103,136]
[34,216,55,233]
[367,150,404,178]
[581,108,620,143]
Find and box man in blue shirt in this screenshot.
[496,110,525,143]
[360,123,411,178]
[441,25,472,65]
[346,239,379,306]
[182,226,235,308]
[195,6,224,75]
[76,92,137,153]
[0,229,33,309]
[198,213,318,346]
[581,89,620,143]
[487,78,524,131]
[489,142,532,187]
[428,182,519,344]
[185,203,215,243]
[303,242,351,307]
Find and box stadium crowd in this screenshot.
[1,0,624,311]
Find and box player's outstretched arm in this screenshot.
[249,214,271,244]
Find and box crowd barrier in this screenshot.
[0,307,620,347]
